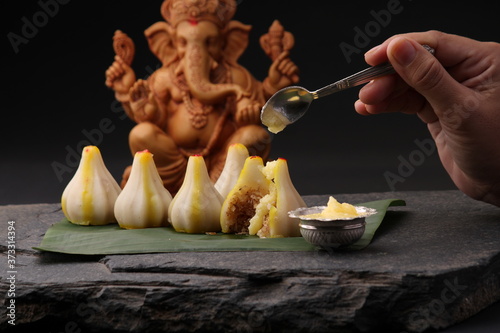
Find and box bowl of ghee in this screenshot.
[289,197,377,250]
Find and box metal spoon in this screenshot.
[261,45,434,133]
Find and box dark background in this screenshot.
[2,1,500,331]
[1,0,498,206]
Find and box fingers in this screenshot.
[105,56,127,87]
[273,50,289,64]
[356,73,424,114]
[105,65,120,87]
[244,103,261,124]
[357,31,478,125]
[363,32,437,67]
[357,85,441,123]
[364,30,476,68]
[272,50,299,76]
[236,103,261,125]
[387,36,470,115]
[130,79,145,102]
[355,74,439,123]
[277,58,298,76]
[132,80,154,104]
[358,75,398,105]
[269,51,288,74]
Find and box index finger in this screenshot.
[364,30,480,68]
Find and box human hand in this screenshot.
[355,30,500,206]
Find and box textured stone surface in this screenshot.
[1,191,500,332]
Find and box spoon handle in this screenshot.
[313,45,434,99]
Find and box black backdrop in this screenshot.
[2,0,498,204]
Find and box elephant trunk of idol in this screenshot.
[183,43,243,104]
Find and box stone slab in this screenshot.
[0,191,500,332]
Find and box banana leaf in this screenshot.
[34,199,405,255]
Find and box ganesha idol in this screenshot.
[105,0,299,193]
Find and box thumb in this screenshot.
[387,37,468,115]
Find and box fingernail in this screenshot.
[354,99,365,113]
[365,45,380,56]
[391,38,416,66]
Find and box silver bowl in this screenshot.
[289,206,377,250]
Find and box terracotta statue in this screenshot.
[105,0,299,194]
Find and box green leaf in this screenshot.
[348,199,406,250]
[34,199,405,255]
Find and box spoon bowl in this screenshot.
[260,86,316,134]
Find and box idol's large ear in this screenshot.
[223,20,252,65]
[145,21,178,66]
